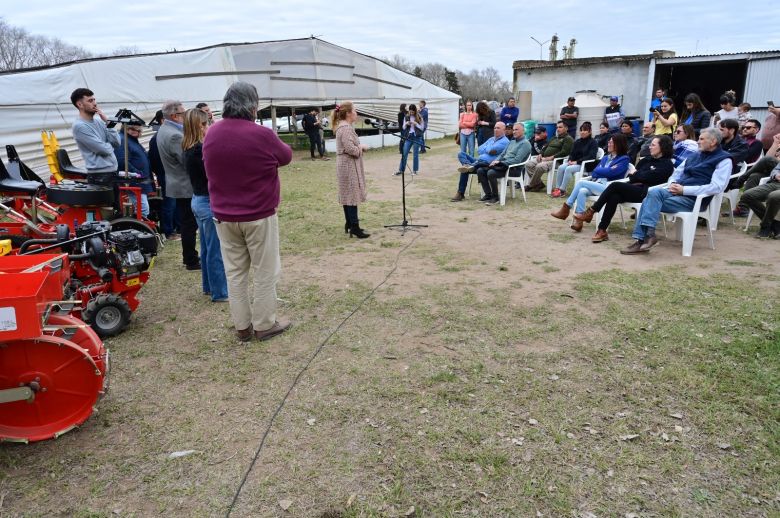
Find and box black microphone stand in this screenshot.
[384,129,428,233]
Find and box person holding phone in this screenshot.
[396,104,424,176]
[653,98,678,135]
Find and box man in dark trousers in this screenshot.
[302,108,328,161]
[156,100,200,270]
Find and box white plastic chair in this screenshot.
[720,162,748,228]
[547,156,569,195]
[662,191,724,257]
[744,176,771,230]
[500,158,531,205]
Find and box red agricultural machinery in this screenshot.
[0,253,109,443]
[1,146,158,336]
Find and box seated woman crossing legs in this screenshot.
[551,134,630,231]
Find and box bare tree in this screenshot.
[0,17,92,71]
[383,54,414,74]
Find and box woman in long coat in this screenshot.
[333,101,370,238]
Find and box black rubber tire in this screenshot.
[46,183,114,207]
[82,293,131,338]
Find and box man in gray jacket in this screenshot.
[156,100,199,269]
[477,124,532,204]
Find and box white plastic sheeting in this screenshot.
[0,38,459,172]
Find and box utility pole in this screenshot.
[530,36,550,61]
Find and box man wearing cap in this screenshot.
[560,97,579,138]
[500,98,520,128]
[604,96,625,133]
[524,121,574,192]
[529,126,549,157]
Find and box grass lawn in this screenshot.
[1,140,778,517]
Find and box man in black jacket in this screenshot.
[302,108,328,161]
[720,118,748,174]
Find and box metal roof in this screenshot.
[513,49,780,70]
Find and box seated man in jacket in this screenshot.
[740,162,780,239]
[451,122,508,201]
[628,122,655,163]
[476,124,532,204]
[719,118,749,175]
[524,121,574,191]
[621,128,731,254]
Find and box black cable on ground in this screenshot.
[225,231,422,517]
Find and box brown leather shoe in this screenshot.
[574,207,595,223]
[570,219,583,232]
[254,319,291,341]
[551,202,571,220]
[620,240,646,255]
[236,326,253,342]
[450,192,465,202]
[591,229,609,242]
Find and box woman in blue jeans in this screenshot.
[551,133,630,232]
[183,109,228,302]
[396,104,424,175]
[458,100,477,157]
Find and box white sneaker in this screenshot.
[393,171,402,176]
[411,171,419,176]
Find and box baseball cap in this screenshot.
[610,96,619,102]
[534,126,547,133]
[567,96,576,102]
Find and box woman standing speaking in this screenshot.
[333,101,370,238]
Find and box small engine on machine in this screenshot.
[64,221,157,337]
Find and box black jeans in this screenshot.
[343,205,359,227]
[591,182,648,231]
[477,162,509,198]
[176,197,199,266]
[307,131,324,158]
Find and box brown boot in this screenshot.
[574,207,595,223]
[591,229,609,242]
[551,203,571,220]
[451,192,465,202]
[570,219,583,232]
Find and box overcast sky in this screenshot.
[5,0,776,80]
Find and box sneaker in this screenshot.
[479,194,491,202]
[551,188,562,198]
[411,171,419,176]
[639,235,659,251]
[458,166,474,174]
[755,227,773,239]
[254,319,291,341]
[393,171,402,176]
[620,240,646,255]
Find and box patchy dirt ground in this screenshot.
[1,140,777,518]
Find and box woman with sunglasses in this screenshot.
[672,124,698,167]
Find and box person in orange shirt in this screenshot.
[458,100,478,156]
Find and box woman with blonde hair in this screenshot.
[333,101,370,238]
[183,108,228,302]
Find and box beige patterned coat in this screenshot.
[335,123,367,206]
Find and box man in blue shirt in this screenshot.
[451,122,509,201]
[419,100,429,153]
[649,88,665,122]
[500,97,520,127]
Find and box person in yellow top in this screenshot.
[653,98,678,135]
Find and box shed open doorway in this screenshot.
[654,60,748,115]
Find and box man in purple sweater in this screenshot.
[203,82,293,342]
